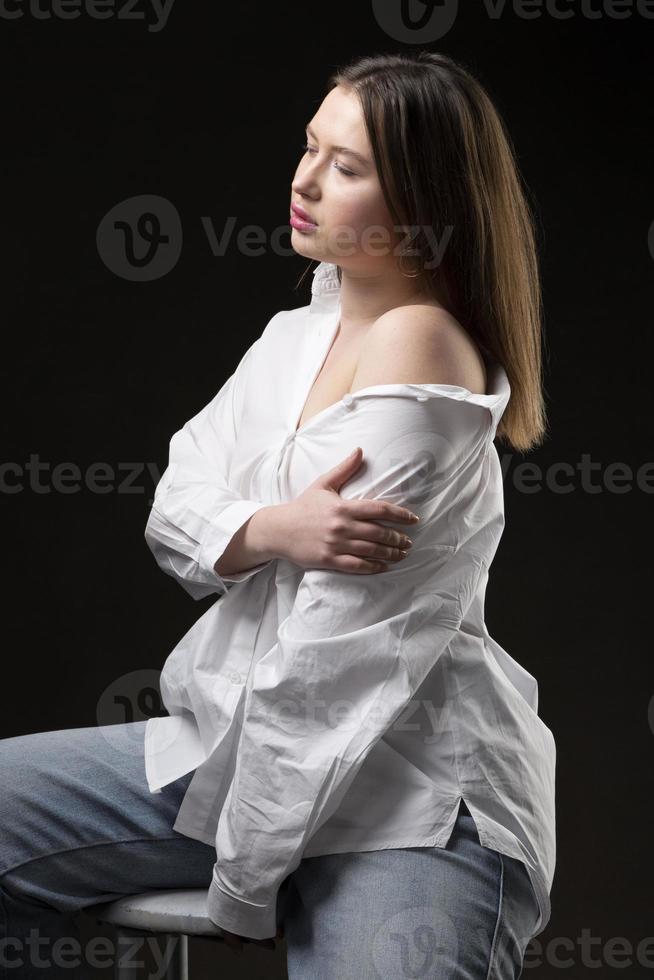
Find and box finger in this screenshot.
[343,500,420,525]
[344,538,410,563]
[316,447,363,489]
[326,553,390,574]
[345,520,415,552]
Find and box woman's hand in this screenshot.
[220,925,284,955]
[272,447,420,574]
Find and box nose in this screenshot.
[292,157,321,198]
[292,174,318,199]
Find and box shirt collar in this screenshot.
[311,261,341,296]
[309,261,341,314]
[485,361,512,432]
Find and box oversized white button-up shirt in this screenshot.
[143,261,556,941]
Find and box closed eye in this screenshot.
[300,142,356,177]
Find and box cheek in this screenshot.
[331,183,392,234]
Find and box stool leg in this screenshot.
[162,933,188,980]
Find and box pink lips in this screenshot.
[291,202,317,223]
[290,203,318,231]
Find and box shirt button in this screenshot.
[416,394,429,401]
[229,671,242,684]
[342,393,354,407]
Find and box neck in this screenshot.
[337,265,447,337]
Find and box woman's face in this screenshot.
[290,86,398,272]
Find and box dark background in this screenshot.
[2,2,653,977]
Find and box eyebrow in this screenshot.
[305,124,372,168]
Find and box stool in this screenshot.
[88,888,223,979]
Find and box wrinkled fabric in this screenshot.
[143,261,556,941]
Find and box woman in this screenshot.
[0,52,555,978]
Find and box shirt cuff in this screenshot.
[207,870,277,940]
[198,499,273,590]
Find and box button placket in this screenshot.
[270,430,296,501]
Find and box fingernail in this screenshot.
[409,513,419,521]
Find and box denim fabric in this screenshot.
[0,721,539,978]
[283,810,540,979]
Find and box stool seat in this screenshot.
[90,888,222,937]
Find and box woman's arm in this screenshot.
[214,454,419,578]
[214,306,484,582]
[145,338,275,600]
[212,504,283,578]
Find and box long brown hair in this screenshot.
[301,51,549,453]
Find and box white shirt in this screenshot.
[143,261,556,941]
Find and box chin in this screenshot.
[290,239,324,262]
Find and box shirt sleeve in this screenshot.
[206,390,494,938]
[144,338,273,601]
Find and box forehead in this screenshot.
[308,86,368,147]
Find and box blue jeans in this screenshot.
[0,721,540,978]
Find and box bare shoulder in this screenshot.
[350,304,487,396]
